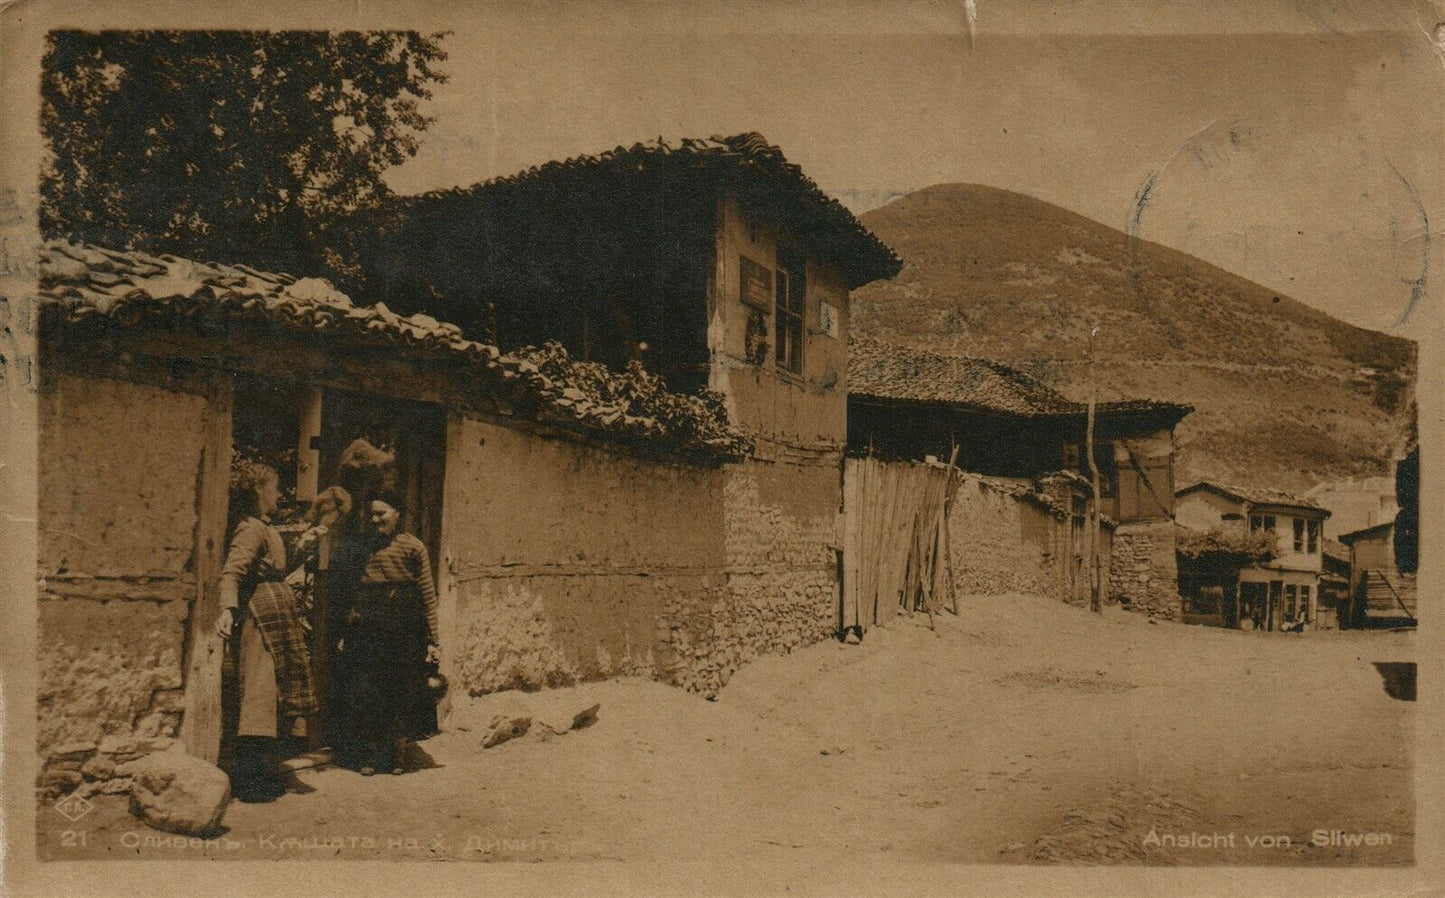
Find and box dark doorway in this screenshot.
[314,390,447,747]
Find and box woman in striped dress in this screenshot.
[335,490,441,776]
[214,461,322,802]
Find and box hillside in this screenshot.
[854,184,1417,492]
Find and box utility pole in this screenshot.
[1086,325,1102,613]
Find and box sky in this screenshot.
[373,0,1445,340]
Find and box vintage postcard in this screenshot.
[1,1,1440,895]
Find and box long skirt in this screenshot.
[335,582,429,769]
[236,614,280,738]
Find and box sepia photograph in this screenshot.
[0,1,1440,895]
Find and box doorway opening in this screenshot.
[223,377,447,766]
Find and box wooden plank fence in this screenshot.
[842,453,959,633]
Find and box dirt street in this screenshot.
[39,594,1414,867]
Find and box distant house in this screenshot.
[1175,481,1330,631]
[1303,477,1398,540]
[1338,521,1416,628]
[847,338,1192,614]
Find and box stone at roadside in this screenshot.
[482,715,532,748]
[119,745,230,836]
[535,702,601,737]
[568,703,600,731]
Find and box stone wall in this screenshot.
[945,474,1074,604]
[37,371,201,796]
[685,458,841,694]
[443,414,843,700]
[1108,521,1182,618]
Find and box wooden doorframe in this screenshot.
[180,373,234,764]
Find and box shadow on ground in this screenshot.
[1372,662,1416,702]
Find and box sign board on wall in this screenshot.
[739,255,773,310]
[818,301,840,339]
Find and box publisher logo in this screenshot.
[54,794,94,822]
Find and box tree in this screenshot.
[41,30,447,277]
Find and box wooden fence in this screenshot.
[842,454,959,633]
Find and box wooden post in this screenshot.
[1085,325,1102,613]
[295,384,323,503]
[842,457,859,633]
[180,374,234,763]
[434,409,465,729]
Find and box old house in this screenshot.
[1338,521,1417,627]
[1175,481,1331,631]
[846,338,1191,615]
[34,136,903,796]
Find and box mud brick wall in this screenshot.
[667,458,842,695]
[443,415,725,695]
[945,475,1072,603]
[1108,521,1182,618]
[37,371,198,796]
[444,415,843,700]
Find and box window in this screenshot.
[774,248,805,374]
[1285,584,1297,621]
[1307,519,1319,554]
[1300,585,1312,622]
[1250,514,1263,532]
[1293,518,1305,553]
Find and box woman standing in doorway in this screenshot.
[214,461,322,802]
[336,490,441,776]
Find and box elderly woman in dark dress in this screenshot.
[335,490,441,776]
[213,461,323,802]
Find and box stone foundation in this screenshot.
[1108,521,1182,618]
[37,371,202,798]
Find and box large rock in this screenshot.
[120,745,230,836]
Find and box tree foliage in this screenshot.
[1175,524,1277,595]
[41,30,447,276]
[1175,525,1277,565]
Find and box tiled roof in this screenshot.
[1338,521,1393,544]
[848,337,1079,415]
[848,337,1191,423]
[38,241,752,459]
[1322,538,1351,562]
[1176,480,1328,513]
[414,132,901,289]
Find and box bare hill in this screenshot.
[854,184,1416,492]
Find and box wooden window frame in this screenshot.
[1293,518,1305,553]
[1306,519,1319,554]
[774,248,805,375]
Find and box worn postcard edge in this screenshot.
[0,2,1440,896]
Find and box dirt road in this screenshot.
[39,593,1414,867]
